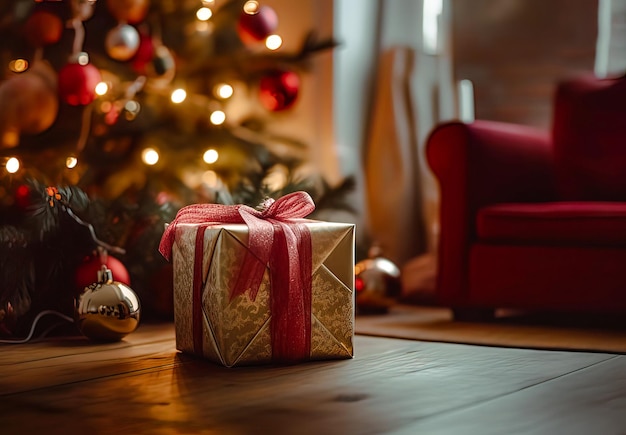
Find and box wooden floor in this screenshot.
[1,322,626,435]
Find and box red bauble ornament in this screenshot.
[58,61,101,106]
[75,253,131,294]
[14,184,32,211]
[106,0,150,24]
[258,69,300,111]
[131,33,155,74]
[237,5,278,44]
[24,10,63,47]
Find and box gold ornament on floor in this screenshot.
[75,265,141,341]
[355,247,401,314]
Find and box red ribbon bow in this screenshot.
[159,191,316,363]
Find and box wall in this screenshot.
[451,0,598,129]
[262,0,340,184]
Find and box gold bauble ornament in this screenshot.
[0,62,59,146]
[75,266,141,341]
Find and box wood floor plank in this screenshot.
[390,355,626,435]
[0,324,178,395]
[0,322,174,366]
[0,323,618,435]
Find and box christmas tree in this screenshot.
[0,0,353,336]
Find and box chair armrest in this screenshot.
[425,120,555,302]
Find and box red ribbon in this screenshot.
[159,191,315,363]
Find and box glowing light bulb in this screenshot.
[171,88,187,104]
[6,157,20,174]
[215,83,233,99]
[266,34,282,50]
[9,59,28,73]
[201,0,214,5]
[142,147,160,165]
[203,148,219,164]
[95,82,109,96]
[210,110,226,125]
[196,7,212,21]
[66,156,78,169]
[243,0,259,14]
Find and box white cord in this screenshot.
[0,310,75,344]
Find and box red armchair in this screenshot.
[426,74,626,319]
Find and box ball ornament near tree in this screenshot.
[131,33,155,74]
[258,69,300,111]
[75,265,141,341]
[58,56,102,106]
[237,3,278,44]
[0,62,59,145]
[354,247,401,314]
[148,45,176,80]
[75,251,131,294]
[106,0,150,24]
[24,10,64,47]
[105,24,141,61]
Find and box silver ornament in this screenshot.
[105,24,140,61]
[75,266,141,341]
[355,250,401,314]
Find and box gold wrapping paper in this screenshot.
[171,221,355,367]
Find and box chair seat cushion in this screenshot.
[476,201,626,246]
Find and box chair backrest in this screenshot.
[552,74,626,201]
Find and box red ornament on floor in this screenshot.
[75,253,131,294]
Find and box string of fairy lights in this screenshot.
[1,0,286,189]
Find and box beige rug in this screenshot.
[355,305,626,354]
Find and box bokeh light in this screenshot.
[95,82,109,96]
[6,157,20,174]
[9,59,28,73]
[243,1,259,14]
[266,34,282,50]
[215,83,234,99]
[141,147,159,165]
[66,156,78,169]
[203,148,219,164]
[209,110,226,125]
[196,7,212,21]
[171,88,187,104]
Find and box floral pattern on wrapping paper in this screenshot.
[171,222,355,366]
[203,228,272,365]
[310,265,354,358]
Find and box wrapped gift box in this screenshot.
[169,219,355,367]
